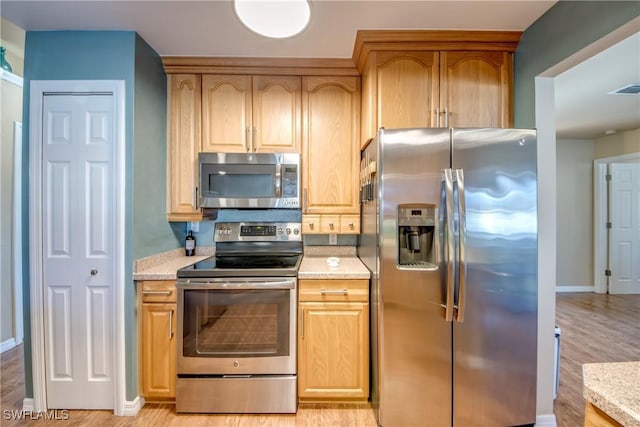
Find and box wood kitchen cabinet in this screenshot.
[201,75,301,153]
[301,76,360,233]
[167,74,202,222]
[298,279,369,402]
[301,214,360,235]
[355,30,520,147]
[138,281,177,401]
[584,402,623,427]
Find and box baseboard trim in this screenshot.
[21,395,144,416]
[121,396,145,416]
[1,338,16,353]
[22,398,35,412]
[556,285,595,293]
[536,414,557,426]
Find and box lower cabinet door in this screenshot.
[298,302,369,401]
[141,303,177,400]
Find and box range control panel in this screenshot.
[214,222,302,242]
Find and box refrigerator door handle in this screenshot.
[441,168,455,322]
[455,168,467,323]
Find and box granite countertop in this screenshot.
[298,256,370,280]
[133,247,212,280]
[583,361,640,427]
[134,246,371,281]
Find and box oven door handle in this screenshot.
[177,279,296,290]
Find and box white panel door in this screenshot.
[609,162,640,294]
[42,94,115,409]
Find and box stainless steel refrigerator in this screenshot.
[359,128,537,427]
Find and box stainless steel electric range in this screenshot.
[175,222,302,414]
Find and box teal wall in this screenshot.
[514,0,640,128]
[130,34,177,398]
[21,30,178,402]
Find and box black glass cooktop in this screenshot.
[196,255,300,270]
[177,254,302,278]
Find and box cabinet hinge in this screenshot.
[605,269,612,277]
[606,222,612,229]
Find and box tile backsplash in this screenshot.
[173,209,358,247]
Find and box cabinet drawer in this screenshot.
[299,279,369,302]
[320,215,341,233]
[340,215,360,234]
[140,281,177,303]
[302,215,321,234]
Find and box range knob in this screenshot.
[293,228,300,235]
[277,227,283,235]
[286,228,291,235]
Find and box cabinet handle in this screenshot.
[444,108,449,128]
[303,188,308,212]
[300,308,305,339]
[195,186,199,210]
[252,126,257,152]
[320,289,349,295]
[435,108,441,128]
[329,222,335,230]
[348,223,354,229]
[245,126,250,152]
[309,222,314,229]
[169,309,174,339]
[142,290,173,296]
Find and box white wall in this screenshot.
[1,18,24,350]
[556,139,595,290]
[0,74,22,347]
[594,128,640,159]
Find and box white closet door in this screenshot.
[42,94,115,409]
[609,162,640,294]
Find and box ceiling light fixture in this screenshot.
[234,0,311,39]
[609,84,640,95]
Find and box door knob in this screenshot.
[90,269,98,276]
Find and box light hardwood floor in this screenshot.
[2,293,638,426]
[0,344,376,426]
[554,292,640,427]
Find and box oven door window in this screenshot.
[202,164,276,198]
[182,289,290,358]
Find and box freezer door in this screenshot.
[377,128,452,427]
[451,128,537,427]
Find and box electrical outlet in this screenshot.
[329,234,337,245]
[189,222,199,233]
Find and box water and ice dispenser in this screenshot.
[397,204,436,268]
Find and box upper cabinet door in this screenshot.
[167,74,202,221]
[302,76,360,215]
[252,76,302,153]
[440,51,513,128]
[376,51,440,129]
[201,74,252,153]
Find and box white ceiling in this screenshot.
[555,31,640,140]
[1,1,557,57]
[2,0,639,140]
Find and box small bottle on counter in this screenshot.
[185,230,196,256]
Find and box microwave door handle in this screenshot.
[275,163,282,197]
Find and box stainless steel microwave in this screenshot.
[198,152,300,209]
